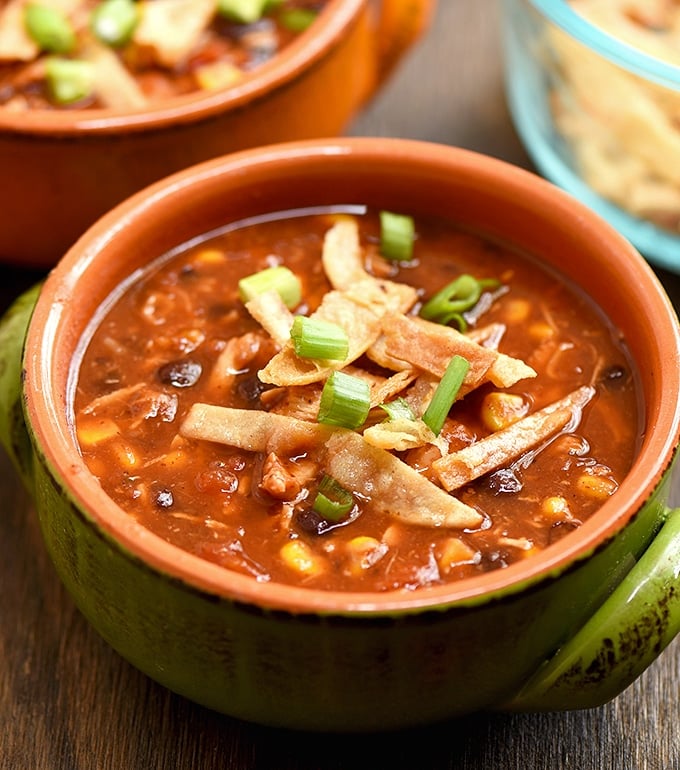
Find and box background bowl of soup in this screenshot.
[0,137,679,732]
[501,0,680,273]
[0,0,433,268]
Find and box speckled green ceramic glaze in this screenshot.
[1,140,679,731]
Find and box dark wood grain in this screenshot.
[1,2,678,768]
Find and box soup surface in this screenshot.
[73,208,640,592]
[0,0,325,111]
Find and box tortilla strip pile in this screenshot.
[180,217,594,530]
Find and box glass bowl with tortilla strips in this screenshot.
[502,0,680,272]
[0,138,678,731]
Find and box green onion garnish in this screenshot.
[317,371,370,429]
[379,210,415,262]
[238,266,302,310]
[420,274,500,331]
[290,317,349,361]
[217,0,269,23]
[312,475,354,521]
[279,8,318,31]
[91,0,139,47]
[379,397,416,422]
[44,57,94,105]
[422,355,470,435]
[24,4,76,54]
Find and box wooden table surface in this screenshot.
[1,2,678,768]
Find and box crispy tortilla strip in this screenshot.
[180,404,331,454]
[269,384,323,421]
[321,218,418,315]
[245,289,294,347]
[81,40,148,109]
[325,430,483,529]
[378,314,493,383]
[433,385,595,491]
[321,217,368,289]
[0,0,38,61]
[259,278,416,386]
[134,0,216,68]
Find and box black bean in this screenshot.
[600,364,629,389]
[157,359,202,388]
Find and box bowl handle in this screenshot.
[373,0,435,85]
[0,283,42,494]
[504,506,680,711]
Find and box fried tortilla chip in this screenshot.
[245,289,294,347]
[433,385,595,491]
[325,430,483,529]
[180,404,332,454]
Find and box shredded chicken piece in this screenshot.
[433,385,595,491]
[259,452,302,501]
[208,332,266,393]
[325,430,483,529]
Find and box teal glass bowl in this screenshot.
[501,0,680,272]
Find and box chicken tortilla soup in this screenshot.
[0,0,326,111]
[73,207,641,592]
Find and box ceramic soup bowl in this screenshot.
[0,138,679,732]
[0,0,433,268]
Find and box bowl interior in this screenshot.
[25,138,680,613]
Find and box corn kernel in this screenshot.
[480,392,528,432]
[195,62,243,91]
[437,537,478,574]
[541,495,571,519]
[344,536,388,576]
[77,417,120,446]
[576,474,618,500]
[280,540,324,576]
[528,321,555,342]
[192,248,226,266]
[503,298,531,324]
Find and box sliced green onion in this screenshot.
[379,397,416,422]
[238,265,302,309]
[312,475,354,521]
[91,0,139,47]
[279,8,318,31]
[217,0,269,23]
[24,4,76,53]
[291,317,349,361]
[45,57,94,105]
[379,210,415,262]
[420,274,500,331]
[317,371,370,429]
[422,355,470,435]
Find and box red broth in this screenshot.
[0,1,325,111]
[73,208,640,592]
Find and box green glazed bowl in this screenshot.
[1,138,679,731]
